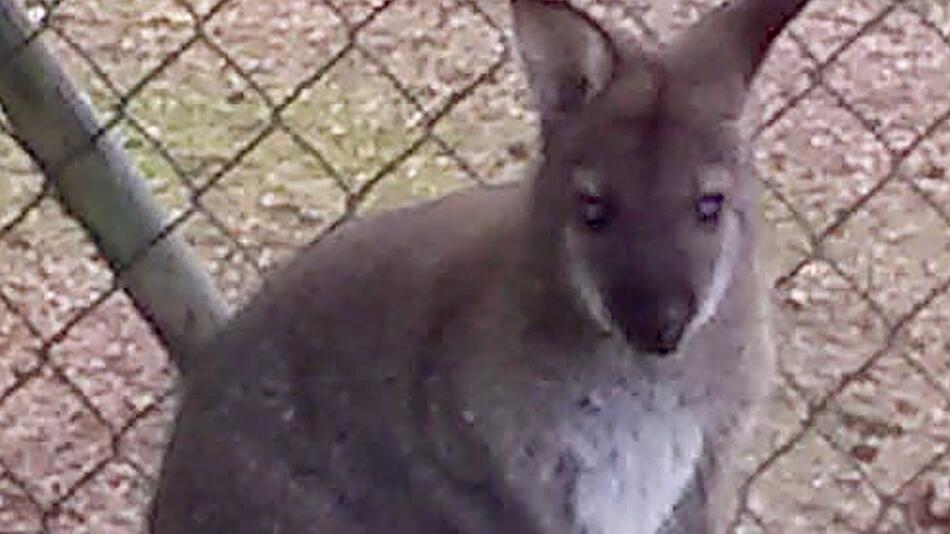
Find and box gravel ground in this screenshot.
[0,0,948,532]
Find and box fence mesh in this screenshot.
[0,0,948,532]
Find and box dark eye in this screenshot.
[578,191,611,231]
[696,193,725,225]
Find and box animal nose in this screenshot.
[609,286,697,356]
[654,321,686,355]
[652,301,692,355]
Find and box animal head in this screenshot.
[511,0,810,355]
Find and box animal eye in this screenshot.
[578,192,610,231]
[696,193,725,225]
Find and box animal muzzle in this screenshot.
[610,291,697,356]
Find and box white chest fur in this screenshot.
[559,383,704,534]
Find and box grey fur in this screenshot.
[149,1,813,532]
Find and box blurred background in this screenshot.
[0,0,947,531]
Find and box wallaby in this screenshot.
[148,0,812,532]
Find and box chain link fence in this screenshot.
[0,0,947,532]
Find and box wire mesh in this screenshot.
[0,0,948,532]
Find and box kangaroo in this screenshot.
[148,0,812,532]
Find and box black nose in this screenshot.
[631,299,693,356]
[653,320,687,355]
[608,286,696,356]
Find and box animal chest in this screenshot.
[558,382,704,534]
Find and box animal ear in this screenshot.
[510,0,618,119]
[669,0,813,87]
